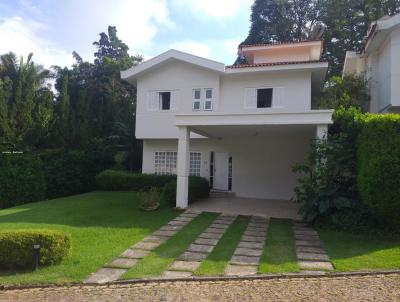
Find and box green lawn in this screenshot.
[195,215,250,276]
[121,212,218,279]
[0,191,179,285]
[319,229,400,272]
[258,218,299,273]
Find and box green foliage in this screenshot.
[0,229,71,268]
[241,0,400,75]
[96,170,175,191]
[139,187,160,211]
[319,75,369,110]
[0,153,46,209]
[161,177,210,206]
[357,114,400,227]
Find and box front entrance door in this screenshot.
[213,152,229,190]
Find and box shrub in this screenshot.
[357,114,400,226]
[139,187,160,211]
[161,176,210,207]
[96,170,175,191]
[0,153,46,209]
[0,229,71,268]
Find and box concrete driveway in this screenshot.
[189,197,302,220]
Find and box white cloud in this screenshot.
[172,0,253,18]
[169,40,211,57]
[0,16,74,68]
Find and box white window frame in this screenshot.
[192,89,201,111]
[204,88,213,111]
[158,91,171,111]
[189,152,201,176]
[154,151,177,175]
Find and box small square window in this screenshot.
[204,100,212,110]
[194,89,201,99]
[257,88,272,108]
[193,101,201,110]
[159,92,171,110]
[205,89,213,99]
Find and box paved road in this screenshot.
[1,273,400,301]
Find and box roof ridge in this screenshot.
[239,39,322,48]
[226,60,326,69]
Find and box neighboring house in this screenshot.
[343,13,400,113]
[121,40,333,208]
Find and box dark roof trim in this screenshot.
[226,60,326,69]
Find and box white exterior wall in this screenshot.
[142,133,312,200]
[136,60,312,138]
[253,48,310,64]
[390,28,400,108]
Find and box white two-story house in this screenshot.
[343,13,400,113]
[121,40,333,209]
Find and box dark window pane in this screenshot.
[206,89,212,99]
[160,92,171,110]
[257,88,272,108]
[194,89,201,99]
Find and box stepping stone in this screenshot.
[153,230,177,237]
[296,246,327,254]
[178,251,208,261]
[188,244,214,253]
[247,223,267,228]
[231,255,260,265]
[299,261,334,270]
[246,226,267,232]
[160,225,183,232]
[162,270,193,278]
[238,241,264,249]
[132,241,160,250]
[297,252,330,261]
[142,235,169,244]
[168,220,187,226]
[234,248,263,257]
[194,238,219,246]
[174,217,192,222]
[106,258,138,269]
[296,240,323,247]
[294,229,319,236]
[213,220,231,225]
[206,227,225,234]
[244,230,266,237]
[84,268,127,284]
[120,249,149,259]
[200,232,222,239]
[209,223,229,229]
[241,235,265,243]
[169,260,201,272]
[295,234,320,241]
[225,264,257,276]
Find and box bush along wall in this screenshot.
[0,153,46,209]
[357,114,400,227]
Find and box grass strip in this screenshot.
[195,215,250,276]
[318,229,400,271]
[121,212,219,279]
[258,218,299,273]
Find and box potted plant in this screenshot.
[139,187,160,211]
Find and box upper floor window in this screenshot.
[193,89,201,111]
[257,88,272,108]
[204,89,213,111]
[159,91,171,110]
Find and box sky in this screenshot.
[0,0,253,68]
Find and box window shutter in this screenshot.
[244,88,256,109]
[170,90,179,111]
[273,87,284,108]
[146,91,159,111]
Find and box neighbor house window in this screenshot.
[159,92,171,110]
[154,151,176,175]
[193,89,201,111]
[204,88,213,110]
[189,152,201,176]
[257,88,273,108]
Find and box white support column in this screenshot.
[176,126,190,209]
[316,124,328,140]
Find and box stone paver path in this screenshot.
[165,214,237,277]
[225,216,269,276]
[4,273,399,301]
[293,221,334,271]
[84,210,201,284]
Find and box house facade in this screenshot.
[343,13,400,113]
[122,41,333,208]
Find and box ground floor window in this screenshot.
[155,151,177,175]
[189,152,201,176]
[228,156,232,191]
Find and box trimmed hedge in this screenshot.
[0,229,71,268]
[0,153,46,209]
[357,114,400,226]
[161,176,210,206]
[96,170,175,191]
